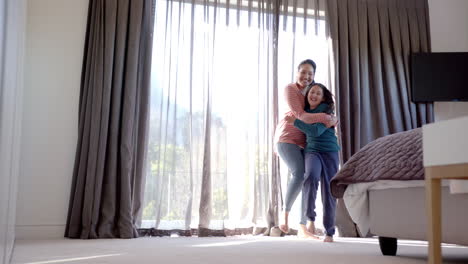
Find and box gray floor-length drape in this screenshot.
[65,0,155,239]
[326,0,434,236]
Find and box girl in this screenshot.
[285,83,340,242]
[274,59,337,238]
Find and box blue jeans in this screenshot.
[302,151,339,236]
[277,142,307,225]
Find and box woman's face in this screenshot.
[296,64,315,88]
[308,85,324,109]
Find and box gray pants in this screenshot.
[277,142,307,224]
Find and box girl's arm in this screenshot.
[293,119,328,137]
[284,84,331,125]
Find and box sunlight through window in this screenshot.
[143,0,330,232]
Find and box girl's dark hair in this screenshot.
[297,59,316,73]
[305,83,335,114]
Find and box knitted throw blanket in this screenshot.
[331,128,424,198]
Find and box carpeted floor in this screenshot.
[11,236,468,264]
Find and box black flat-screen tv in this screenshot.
[411,52,468,102]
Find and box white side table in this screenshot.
[423,116,468,264]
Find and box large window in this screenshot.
[142,0,330,232]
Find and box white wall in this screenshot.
[428,0,468,121]
[0,0,26,262]
[16,0,88,240]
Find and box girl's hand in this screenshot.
[285,115,296,123]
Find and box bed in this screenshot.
[331,128,468,256]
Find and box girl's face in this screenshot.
[296,64,315,88]
[308,85,324,109]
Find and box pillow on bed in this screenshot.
[331,128,424,198]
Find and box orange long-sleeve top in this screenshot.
[274,83,330,149]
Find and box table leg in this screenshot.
[426,168,442,264]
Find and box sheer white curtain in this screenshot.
[142,0,330,236]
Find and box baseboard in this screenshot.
[15,225,66,240]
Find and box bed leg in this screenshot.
[378,236,397,256]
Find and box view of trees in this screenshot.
[142,106,271,229]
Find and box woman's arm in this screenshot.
[284,84,333,125]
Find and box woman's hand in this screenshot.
[285,115,296,124]
[326,115,339,128]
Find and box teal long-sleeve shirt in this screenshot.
[293,103,340,153]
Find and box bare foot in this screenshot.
[323,236,334,242]
[279,211,290,234]
[298,224,320,239]
[279,224,289,234]
[306,221,316,235]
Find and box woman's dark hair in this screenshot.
[297,59,316,73]
[305,83,335,114]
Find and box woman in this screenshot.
[274,59,336,237]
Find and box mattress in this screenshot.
[368,184,468,246]
[343,180,449,237]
